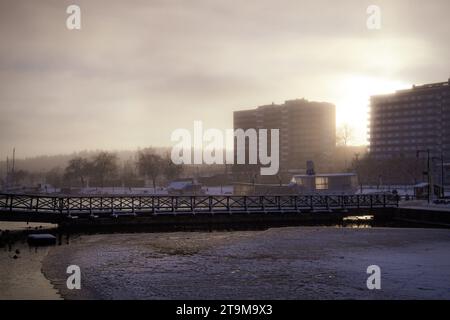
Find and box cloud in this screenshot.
[0,0,449,156]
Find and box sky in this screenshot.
[0,0,449,158]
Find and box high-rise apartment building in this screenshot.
[233,98,336,174]
[369,79,450,159]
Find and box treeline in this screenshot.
[60,149,183,188]
[352,155,426,186]
[2,148,184,189]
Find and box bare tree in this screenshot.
[121,159,137,187]
[137,149,163,189]
[45,167,64,187]
[336,124,355,147]
[162,152,183,182]
[11,169,30,186]
[64,157,90,187]
[92,152,118,187]
[337,124,356,170]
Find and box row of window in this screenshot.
[371,123,437,130]
[376,92,446,104]
[372,109,438,119]
[371,146,430,152]
[371,138,437,146]
[370,131,438,138]
[372,117,438,125]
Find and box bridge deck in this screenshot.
[0,194,398,221]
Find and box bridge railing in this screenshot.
[0,193,399,216]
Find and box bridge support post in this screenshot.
[58,197,63,214]
[261,196,266,213]
[67,197,71,217]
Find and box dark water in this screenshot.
[1,220,450,300]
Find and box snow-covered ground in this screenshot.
[77,187,168,195]
[66,186,235,195]
[399,200,450,211]
[4,185,448,197]
[356,185,416,196]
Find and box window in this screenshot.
[315,177,329,190]
[292,177,303,186]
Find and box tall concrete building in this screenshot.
[369,79,450,159]
[369,79,450,188]
[233,98,336,175]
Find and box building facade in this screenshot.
[369,79,450,186]
[233,98,336,176]
[369,79,450,159]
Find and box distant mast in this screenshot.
[5,156,9,190]
[11,148,16,188]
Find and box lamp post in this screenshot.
[416,149,431,203]
[432,152,444,198]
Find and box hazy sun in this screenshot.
[336,75,411,145]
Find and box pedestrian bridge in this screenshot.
[0,193,398,223]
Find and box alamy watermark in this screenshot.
[366,265,381,290]
[366,5,381,30]
[66,5,81,30]
[170,121,279,175]
[66,264,81,290]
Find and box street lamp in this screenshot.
[416,149,431,203]
[432,152,445,198]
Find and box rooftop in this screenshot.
[371,78,450,99]
[293,173,357,178]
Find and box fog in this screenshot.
[1,0,449,157]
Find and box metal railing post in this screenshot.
[59,197,63,214]
[209,196,212,214]
[110,197,114,214]
[9,195,13,212]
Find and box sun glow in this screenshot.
[335,76,411,145]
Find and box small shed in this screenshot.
[413,182,443,199]
[290,173,358,194]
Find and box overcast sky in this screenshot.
[1,0,449,157]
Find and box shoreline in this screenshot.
[0,222,60,300]
[0,240,62,300]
